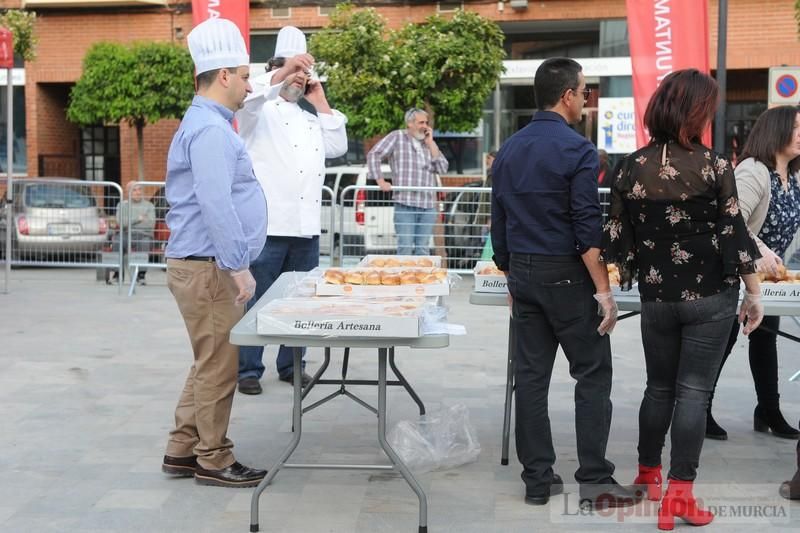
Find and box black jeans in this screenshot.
[638,288,738,481]
[714,316,782,409]
[508,254,615,494]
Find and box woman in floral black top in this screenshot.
[601,69,764,530]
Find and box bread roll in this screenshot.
[418,273,437,284]
[417,258,434,267]
[433,268,448,280]
[370,258,386,267]
[381,272,401,285]
[365,271,382,285]
[385,258,401,267]
[401,259,417,267]
[344,271,364,285]
[324,270,345,285]
[400,272,418,284]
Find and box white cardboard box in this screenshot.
[257,306,421,338]
[316,277,449,297]
[473,261,507,293]
[757,282,800,301]
[358,254,442,268]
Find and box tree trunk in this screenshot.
[136,120,145,182]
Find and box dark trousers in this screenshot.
[637,288,738,481]
[508,253,615,494]
[238,235,319,381]
[714,315,782,409]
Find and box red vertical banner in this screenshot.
[191,0,250,52]
[626,0,710,148]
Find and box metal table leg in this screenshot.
[377,347,428,533]
[250,347,304,533]
[389,347,426,415]
[501,316,515,466]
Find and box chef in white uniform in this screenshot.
[236,26,348,395]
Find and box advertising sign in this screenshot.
[597,98,637,154]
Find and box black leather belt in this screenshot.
[182,255,215,262]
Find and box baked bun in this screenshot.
[365,271,382,285]
[418,273,437,284]
[401,259,417,267]
[370,258,386,267]
[433,268,448,281]
[417,258,434,267]
[344,271,364,285]
[381,272,401,285]
[324,270,345,285]
[385,258,401,267]
[400,272,418,285]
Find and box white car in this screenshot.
[321,164,398,258]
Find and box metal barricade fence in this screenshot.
[320,185,336,261]
[337,184,614,274]
[122,181,168,296]
[123,184,334,295]
[0,178,124,290]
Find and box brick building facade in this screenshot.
[5,0,800,190]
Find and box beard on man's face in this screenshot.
[280,79,304,103]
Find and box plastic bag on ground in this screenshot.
[387,404,480,473]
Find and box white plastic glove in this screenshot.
[755,246,783,278]
[593,291,619,336]
[230,268,257,306]
[739,291,764,335]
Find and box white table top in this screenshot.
[230,272,450,349]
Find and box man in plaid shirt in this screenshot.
[367,108,449,255]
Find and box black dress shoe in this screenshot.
[194,461,267,488]
[279,371,312,387]
[162,454,198,477]
[579,478,641,509]
[525,474,564,505]
[238,378,262,395]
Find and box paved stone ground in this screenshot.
[1,267,799,532]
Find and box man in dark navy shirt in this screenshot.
[491,57,636,509]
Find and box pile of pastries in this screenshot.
[759,266,800,283]
[607,263,621,287]
[323,268,447,286]
[366,257,436,268]
[477,264,503,276]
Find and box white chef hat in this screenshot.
[274,26,307,58]
[188,17,250,75]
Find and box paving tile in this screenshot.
[2,269,800,532]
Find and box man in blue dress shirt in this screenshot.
[491,57,636,509]
[160,18,268,488]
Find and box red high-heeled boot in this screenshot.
[657,479,714,531]
[633,464,662,501]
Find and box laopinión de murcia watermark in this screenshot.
[549,484,793,525]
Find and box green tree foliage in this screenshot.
[0,9,38,62]
[309,4,505,139]
[67,41,195,181]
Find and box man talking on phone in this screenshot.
[236,26,348,395]
[367,108,449,255]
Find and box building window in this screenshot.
[438,1,462,12]
[319,6,334,16]
[0,86,27,175]
[599,20,630,57]
[272,7,291,19]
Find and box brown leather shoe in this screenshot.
[162,454,198,477]
[194,461,267,488]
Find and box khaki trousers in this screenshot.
[165,258,243,470]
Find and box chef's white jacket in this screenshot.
[237,72,348,237]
